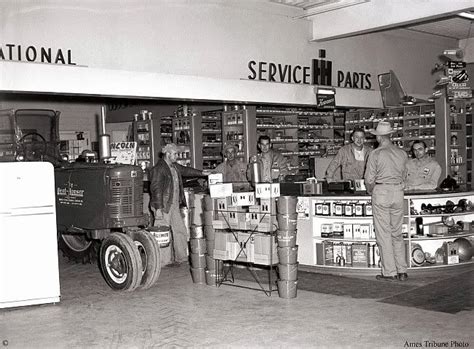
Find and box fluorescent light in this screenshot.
[458,12,474,20]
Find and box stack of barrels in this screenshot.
[188,191,207,283]
[276,196,299,299]
[190,194,223,285]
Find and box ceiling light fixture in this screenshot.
[458,12,474,20]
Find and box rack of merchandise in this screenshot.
[345,103,436,156]
[160,114,173,147]
[201,109,223,170]
[435,97,473,190]
[222,105,257,164]
[211,187,279,296]
[132,110,160,179]
[296,192,474,276]
[256,107,345,178]
[172,105,202,168]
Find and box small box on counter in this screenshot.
[344,224,353,239]
[360,224,370,240]
[352,224,361,239]
[315,241,333,265]
[443,241,460,265]
[320,223,333,238]
[210,183,233,198]
[255,183,280,198]
[352,243,370,267]
[208,173,223,186]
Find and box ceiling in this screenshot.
[269,0,474,40]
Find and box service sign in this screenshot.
[110,142,137,165]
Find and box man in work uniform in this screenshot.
[325,128,372,181]
[214,143,249,191]
[249,135,289,183]
[150,143,206,265]
[405,140,441,191]
[365,121,408,281]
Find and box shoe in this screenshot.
[398,273,408,281]
[375,274,398,281]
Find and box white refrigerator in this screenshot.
[0,162,60,308]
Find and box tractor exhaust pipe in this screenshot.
[99,106,111,161]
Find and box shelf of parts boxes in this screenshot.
[209,183,281,295]
[296,192,474,277]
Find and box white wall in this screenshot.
[0,0,459,106]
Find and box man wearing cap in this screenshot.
[214,143,249,191]
[150,143,206,265]
[365,121,408,281]
[405,140,441,191]
[325,127,372,181]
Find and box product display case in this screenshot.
[345,103,436,156]
[256,107,345,178]
[296,191,474,276]
[172,105,202,168]
[222,105,257,164]
[201,109,223,170]
[132,110,160,179]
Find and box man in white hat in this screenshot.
[364,121,408,281]
[213,143,249,191]
[150,143,206,265]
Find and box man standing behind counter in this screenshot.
[325,128,372,181]
[405,140,441,191]
[214,143,249,191]
[249,135,289,183]
[365,121,408,282]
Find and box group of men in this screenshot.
[148,122,442,280]
[148,135,290,265]
[327,122,441,282]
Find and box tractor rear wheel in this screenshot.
[59,232,99,263]
[99,233,143,291]
[131,230,161,290]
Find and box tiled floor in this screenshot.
[1,256,473,348]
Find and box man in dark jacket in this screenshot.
[150,143,205,264]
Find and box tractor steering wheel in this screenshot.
[18,132,47,161]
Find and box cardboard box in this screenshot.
[360,224,370,240]
[255,183,280,198]
[259,198,277,215]
[315,241,334,265]
[253,234,278,265]
[443,241,460,264]
[352,243,370,267]
[344,224,353,239]
[210,183,233,198]
[352,224,361,239]
[231,192,255,206]
[208,173,223,186]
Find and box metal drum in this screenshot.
[148,226,170,248]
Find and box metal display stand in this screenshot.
[212,185,279,296]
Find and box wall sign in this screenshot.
[247,50,372,90]
[0,43,77,65]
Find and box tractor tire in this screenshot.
[131,230,162,290]
[59,232,99,264]
[99,233,143,291]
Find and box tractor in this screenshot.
[0,108,161,291]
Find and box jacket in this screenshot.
[325,144,372,181]
[149,159,203,213]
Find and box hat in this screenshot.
[162,143,179,154]
[223,143,238,153]
[370,121,394,136]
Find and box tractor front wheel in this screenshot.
[99,233,143,291]
[131,230,161,290]
[59,232,99,263]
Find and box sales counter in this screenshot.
[294,190,474,277]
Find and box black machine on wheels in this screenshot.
[0,108,161,291]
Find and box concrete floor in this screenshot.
[1,256,473,349]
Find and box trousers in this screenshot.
[372,184,407,276]
[152,204,188,263]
